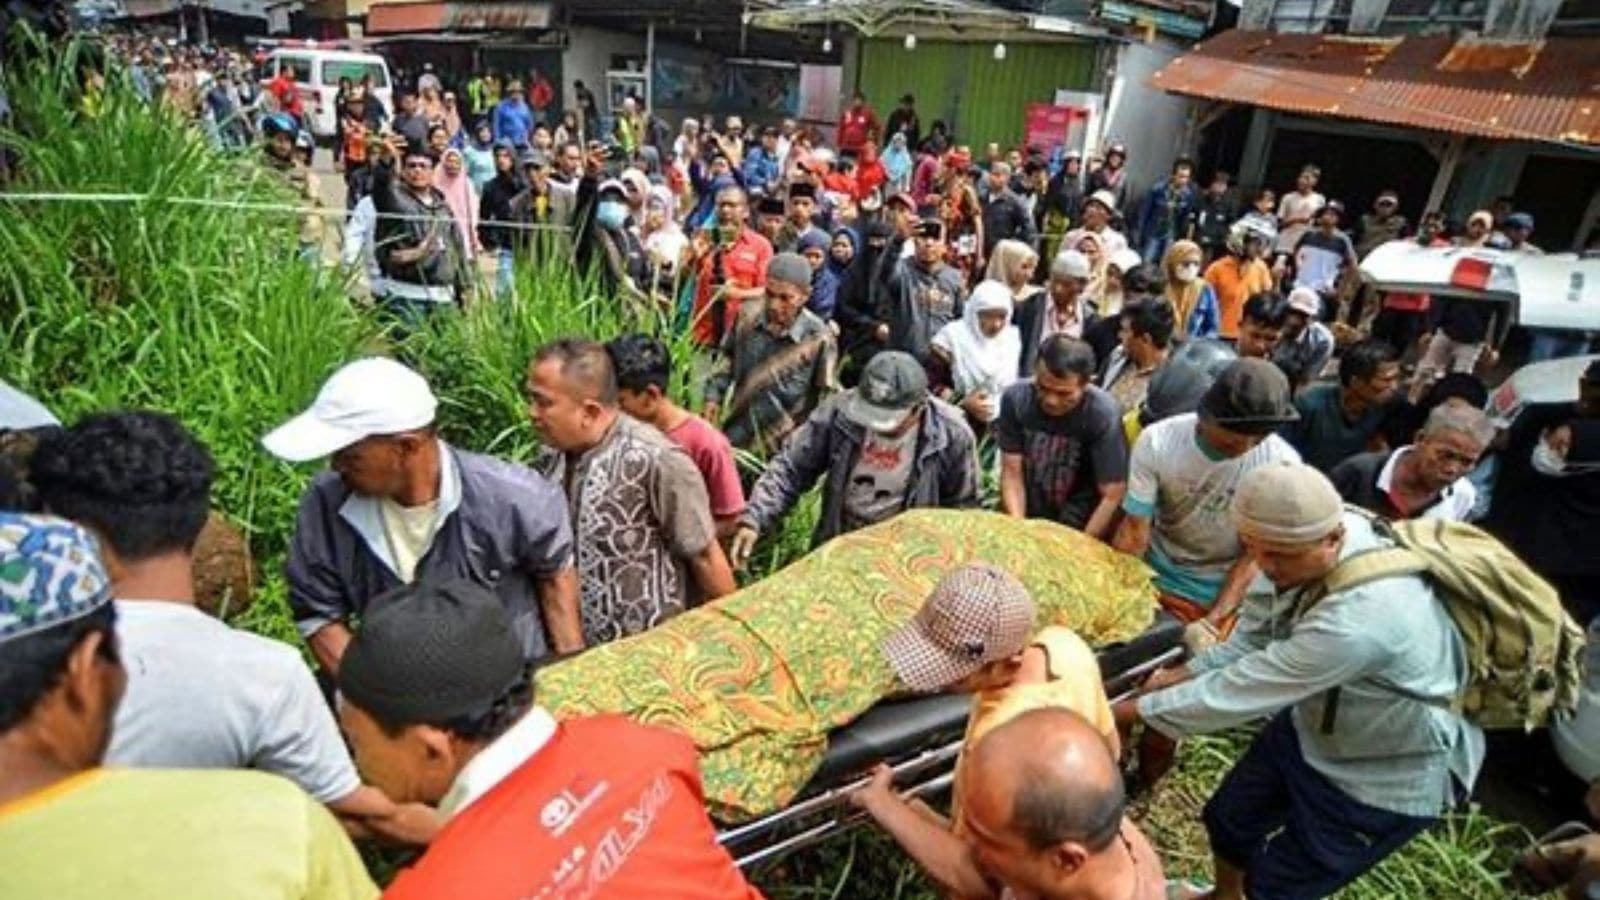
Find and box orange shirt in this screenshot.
[1204,256,1274,339]
[341,120,370,165]
[386,713,761,900]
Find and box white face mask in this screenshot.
[1175,261,1201,283]
[1531,439,1569,477]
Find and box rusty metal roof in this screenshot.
[366,0,553,34]
[1149,31,1600,147]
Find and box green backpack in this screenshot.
[1313,511,1586,733]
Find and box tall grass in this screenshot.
[1,37,383,639]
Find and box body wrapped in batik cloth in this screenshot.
[536,509,1154,821]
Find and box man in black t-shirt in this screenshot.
[995,335,1128,538]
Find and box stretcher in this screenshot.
[716,616,1185,868]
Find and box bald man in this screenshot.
[526,338,736,647]
[959,708,1167,900]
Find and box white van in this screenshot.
[263,46,393,139]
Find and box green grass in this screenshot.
[0,36,1550,900]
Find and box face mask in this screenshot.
[596,201,628,231]
[1175,261,1201,282]
[1531,440,1569,477]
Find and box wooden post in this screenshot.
[1424,134,1467,216]
[644,20,655,113]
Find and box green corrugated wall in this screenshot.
[856,38,1098,150]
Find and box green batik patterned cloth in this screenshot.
[536,508,1155,821]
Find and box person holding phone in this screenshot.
[371,133,468,323]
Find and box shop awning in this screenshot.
[1150,31,1600,147]
[365,0,552,34]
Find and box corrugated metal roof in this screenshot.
[1149,31,1600,147]
[366,0,550,34]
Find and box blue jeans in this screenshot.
[495,247,515,299]
[1527,328,1591,363]
[1142,233,1172,267]
[1203,712,1437,900]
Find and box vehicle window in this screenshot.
[320,61,389,88]
[273,54,313,81]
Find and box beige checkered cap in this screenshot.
[882,563,1038,693]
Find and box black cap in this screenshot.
[756,195,786,216]
[339,579,526,725]
[1199,359,1300,435]
[788,182,817,201]
[914,217,945,239]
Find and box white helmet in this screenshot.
[1227,214,1277,255]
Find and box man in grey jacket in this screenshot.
[729,351,980,569]
[1114,461,1482,900]
[264,357,582,673]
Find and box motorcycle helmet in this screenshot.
[1225,213,1277,256]
[1142,339,1238,425]
[261,112,298,140]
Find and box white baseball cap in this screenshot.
[262,358,437,462]
[1286,287,1321,317]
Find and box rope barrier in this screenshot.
[0,190,580,231]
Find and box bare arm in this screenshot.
[538,567,584,654]
[687,539,737,601]
[1111,513,1151,557]
[308,623,353,675]
[999,452,1026,517]
[1203,556,1260,628]
[1083,481,1126,541]
[327,785,443,846]
[853,767,997,900]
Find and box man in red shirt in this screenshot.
[608,333,746,538]
[838,91,880,158]
[690,185,773,347]
[267,64,305,126]
[338,579,762,900]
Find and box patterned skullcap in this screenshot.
[0,513,113,644]
[882,563,1037,692]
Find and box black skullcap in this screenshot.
[339,579,526,725]
[788,182,817,201]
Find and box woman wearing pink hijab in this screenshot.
[433,148,481,262]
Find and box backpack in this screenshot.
[1311,511,1585,733]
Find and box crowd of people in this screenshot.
[4,33,1600,900]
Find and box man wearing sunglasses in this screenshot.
[372,134,468,321]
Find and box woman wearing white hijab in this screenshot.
[984,238,1044,305]
[931,279,1023,433]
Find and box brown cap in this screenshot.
[882,563,1037,692]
